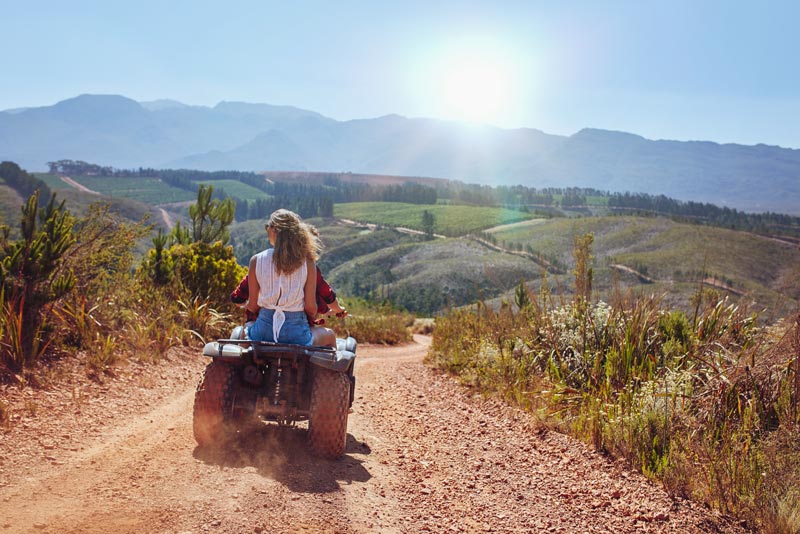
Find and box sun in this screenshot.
[437,50,515,124]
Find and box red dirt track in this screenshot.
[0,336,745,533]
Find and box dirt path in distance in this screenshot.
[58,175,99,195]
[159,208,174,229]
[0,337,746,533]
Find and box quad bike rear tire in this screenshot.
[308,368,350,459]
[193,362,237,447]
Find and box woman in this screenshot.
[246,209,336,347]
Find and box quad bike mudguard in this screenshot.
[201,337,357,373]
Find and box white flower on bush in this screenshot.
[545,300,614,353]
[631,368,695,416]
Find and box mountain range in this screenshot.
[1,94,798,214]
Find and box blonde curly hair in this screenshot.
[266,209,320,274]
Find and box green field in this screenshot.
[67,176,196,204]
[192,180,271,200]
[33,173,73,190]
[32,174,268,203]
[334,202,534,236]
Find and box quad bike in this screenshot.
[192,327,357,459]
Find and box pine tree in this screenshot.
[421,210,436,240]
[189,185,235,245]
[0,191,76,365]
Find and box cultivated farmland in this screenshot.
[333,202,534,236]
[191,179,270,200]
[64,176,195,204]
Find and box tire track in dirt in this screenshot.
[0,337,746,533]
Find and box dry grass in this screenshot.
[430,284,800,531]
[324,298,413,345]
[411,318,435,335]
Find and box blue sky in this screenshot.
[2,0,798,147]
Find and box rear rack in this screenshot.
[214,339,336,357]
[203,338,354,372]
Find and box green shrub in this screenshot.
[0,191,75,370]
[168,241,246,306]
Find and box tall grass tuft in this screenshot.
[0,296,53,377]
[178,296,230,345]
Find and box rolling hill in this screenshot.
[3,168,796,318]
[255,212,800,318]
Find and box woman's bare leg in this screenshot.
[310,326,336,347]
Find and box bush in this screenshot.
[168,241,246,307]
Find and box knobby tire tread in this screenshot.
[308,368,350,459]
[192,362,236,447]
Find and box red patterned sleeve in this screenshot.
[315,267,337,314]
[231,275,249,304]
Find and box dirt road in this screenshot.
[58,175,100,195]
[0,337,744,533]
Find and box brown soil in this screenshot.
[0,336,747,533]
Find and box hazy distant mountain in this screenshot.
[139,99,191,111]
[172,129,314,171]
[1,94,798,214]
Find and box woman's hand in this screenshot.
[328,300,347,318]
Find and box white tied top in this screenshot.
[254,249,308,341]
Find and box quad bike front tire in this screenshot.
[193,362,237,447]
[308,368,350,459]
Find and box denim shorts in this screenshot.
[246,309,313,346]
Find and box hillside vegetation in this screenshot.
[191,179,271,200]
[4,161,798,319]
[334,201,535,236]
[327,237,544,315]
[484,216,800,317]
[287,208,799,318]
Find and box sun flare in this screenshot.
[436,50,515,124]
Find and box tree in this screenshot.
[514,279,531,311]
[0,161,51,204]
[421,210,436,240]
[140,228,174,286]
[189,185,235,245]
[0,191,76,366]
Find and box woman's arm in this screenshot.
[231,275,249,304]
[316,267,337,304]
[246,256,260,315]
[304,257,318,321]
